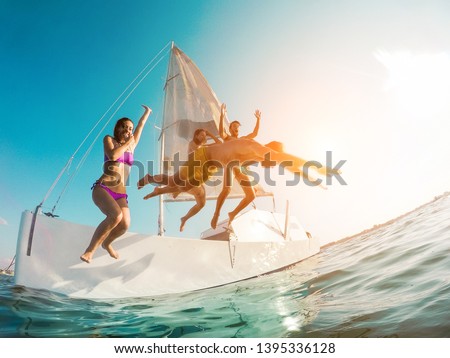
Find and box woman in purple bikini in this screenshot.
[80,105,152,263]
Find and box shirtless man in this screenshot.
[138,128,221,231]
[140,138,340,226]
[210,103,261,229]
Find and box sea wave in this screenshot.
[1,195,449,337]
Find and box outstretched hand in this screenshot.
[254,109,261,120]
[142,104,152,113]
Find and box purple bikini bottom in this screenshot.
[92,182,128,202]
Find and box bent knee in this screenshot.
[221,186,232,195]
[118,212,131,230]
[116,221,129,235]
[119,217,130,230]
[107,211,123,226]
[245,190,256,201]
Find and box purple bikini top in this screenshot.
[104,151,134,166]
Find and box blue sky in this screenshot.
[2,0,450,268]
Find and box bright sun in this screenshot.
[375,50,450,118]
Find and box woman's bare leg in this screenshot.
[143,171,194,199]
[143,183,190,200]
[101,199,130,259]
[137,173,169,189]
[80,187,123,263]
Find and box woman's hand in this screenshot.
[125,133,135,145]
[142,104,152,114]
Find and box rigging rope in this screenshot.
[40,41,172,213]
[2,255,15,272]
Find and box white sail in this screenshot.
[161,45,272,201]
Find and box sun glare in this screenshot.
[375,50,450,118]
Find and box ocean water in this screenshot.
[1,195,449,338]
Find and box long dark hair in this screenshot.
[113,117,134,141]
[193,128,205,137]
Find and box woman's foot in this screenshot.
[102,243,119,259]
[80,252,92,263]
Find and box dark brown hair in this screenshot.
[229,120,241,128]
[193,128,206,138]
[113,117,134,141]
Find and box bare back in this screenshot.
[205,139,266,166]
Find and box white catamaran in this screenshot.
[14,43,320,299]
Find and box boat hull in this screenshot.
[14,209,320,299]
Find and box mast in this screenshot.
[158,128,165,236]
[158,41,175,236]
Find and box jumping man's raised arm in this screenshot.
[242,109,261,140]
[218,103,229,141]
